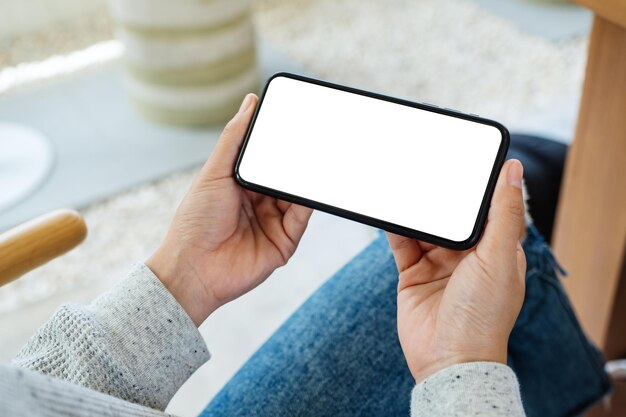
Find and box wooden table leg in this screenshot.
[553,14,626,349]
[552,14,626,416]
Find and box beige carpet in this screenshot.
[0,0,588,416]
[254,0,587,123]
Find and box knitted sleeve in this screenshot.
[12,263,210,411]
[410,362,526,417]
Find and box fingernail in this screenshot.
[507,159,523,189]
[238,94,253,114]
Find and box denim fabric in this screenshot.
[509,225,611,417]
[200,227,610,417]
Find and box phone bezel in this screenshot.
[235,72,510,250]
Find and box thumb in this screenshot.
[477,159,526,260]
[203,93,258,180]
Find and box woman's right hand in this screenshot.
[147,94,313,327]
[387,159,527,382]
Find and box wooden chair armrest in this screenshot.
[0,209,87,287]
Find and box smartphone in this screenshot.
[235,73,509,250]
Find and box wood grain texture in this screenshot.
[552,15,626,347]
[0,209,87,287]
[574,0,626,28]
[604,243,626,360]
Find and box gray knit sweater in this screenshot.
[1,264,525,417]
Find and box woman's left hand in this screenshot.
[387,160,527,382]
[147,94,313,326]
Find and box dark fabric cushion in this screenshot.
[506,134,568,243]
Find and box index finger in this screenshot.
[386,232,424,273]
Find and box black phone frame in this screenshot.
[235,72,510,251]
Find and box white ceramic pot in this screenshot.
[109,0,259,126]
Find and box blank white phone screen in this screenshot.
[238,76,504,243]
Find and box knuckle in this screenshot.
[505,198,525,218]
[222,114,244,137]
[222,118,238,137]
[287,208,304,225]
[473,253,493,279]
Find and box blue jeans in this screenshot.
[200,226,610,417]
